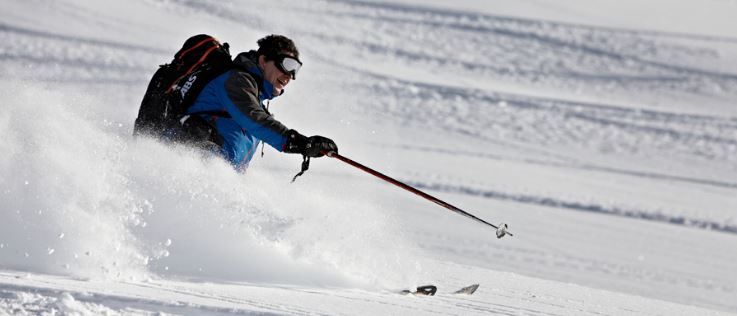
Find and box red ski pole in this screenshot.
[326,151,512,238]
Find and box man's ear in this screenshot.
[258,55,266,68]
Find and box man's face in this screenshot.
[259,54,293,96]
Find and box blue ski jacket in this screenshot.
[186,51,291,170]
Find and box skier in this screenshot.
[170,34,337,171]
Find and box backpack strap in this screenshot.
[175,37,218,60]
[166,43,223,94]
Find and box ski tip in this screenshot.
[453,283,480,295]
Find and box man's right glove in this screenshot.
[304,135,338,157]
[284,129,338,157]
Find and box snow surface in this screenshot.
[1,0,736,315]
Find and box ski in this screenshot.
[453,283,479,295]
[401,285,437,296]
[400,284,479,296]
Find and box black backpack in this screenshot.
[133,34,234,138]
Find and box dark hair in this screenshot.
[256,34,299,60]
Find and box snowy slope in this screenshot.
[1,0,736,315]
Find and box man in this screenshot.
[179,34,337,171]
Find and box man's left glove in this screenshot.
[284,129,338,157]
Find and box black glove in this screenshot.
[304,135,338,157]
[284,130,338,157]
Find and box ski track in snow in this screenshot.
[282,0,737,191]
[405,180,737,234]
[311,0,737,98]
[0,23,160,85]
[383,143,737,189]
[1,0,737,314]
[1,269,732,316]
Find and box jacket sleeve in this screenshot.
[219,70,290,151]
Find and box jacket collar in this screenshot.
[234,51,282,102]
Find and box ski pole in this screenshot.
[326,151,512,238]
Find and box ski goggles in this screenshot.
[273,54,302,80]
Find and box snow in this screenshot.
[372,0,737,39]
[1,0,736,315]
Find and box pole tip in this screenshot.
[496,223,512,238]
